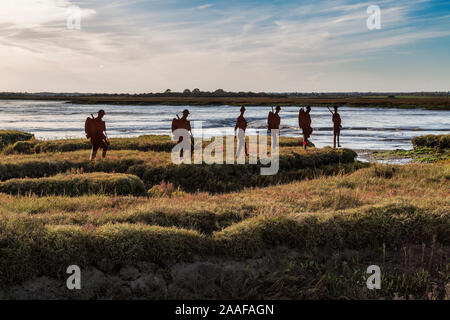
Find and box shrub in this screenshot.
[0,130,34,150]
[147,180,186,197]
[412,134,450,149]
[372,165,397,179]
[0,173,146,196]
[3,141,36,154]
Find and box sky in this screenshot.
[0,0,449,93]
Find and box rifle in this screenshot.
[328,107,343,129]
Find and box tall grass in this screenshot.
[0,130,34,150]
[0,173,146,196]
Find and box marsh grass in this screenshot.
[412,134,449,149]
[0,130,34,150]
[0,133,448,299]
[0,142,358,193]
[373,134,450,163]
[0,173,146,196]
[2,135,176,154]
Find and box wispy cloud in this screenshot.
[197,3,213,10]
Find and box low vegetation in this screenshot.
[0,133,358,193]
[412,134,450,149]
[0,173,146,196]
[0,162,448,299]
[374,134,450,163]
[0,131,448,299]
[2,135,176,154]
[0,130,34,150]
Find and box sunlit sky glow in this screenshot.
[1,0,449,93]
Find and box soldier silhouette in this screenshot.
[235,106,248,158]
[298,106,313,150]
[171,109,193,159]
[331,105,342,148]
[268,106,281,151]
[85,109,109,161]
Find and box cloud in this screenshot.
[0,0,449,92]
[197,3,213,10]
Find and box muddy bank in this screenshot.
[1,245,448,300]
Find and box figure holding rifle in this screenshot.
[328,105,342,148]
[171,109,193,159]
[298,106,313,150]
[85,109,110,161]
[268,106,281,151]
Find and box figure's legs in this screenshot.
[337,131,341,147]
[271,130,279,152]
[102,141,108,158]
[303,133,307,150]
[236,129,246,163]
[178,136,184,159]
[333,133,336,149]
[236,129,245,157]
[90,144,99,161]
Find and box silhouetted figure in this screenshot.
[268,106,281,131]
[268,106,281,151]
[299,106,313,150]
[85,110,109,160]
[171,109,192,159]
[332,105,342,148]
[235,106,248,158]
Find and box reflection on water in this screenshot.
[0,100,449,151]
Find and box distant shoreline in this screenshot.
[0,95,449,110]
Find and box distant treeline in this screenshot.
[0,90,449,98]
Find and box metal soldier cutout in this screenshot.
[268,106,281,151]
[235,106,248,158]
[299,106,313,150]
[332,105,342,148]
[85,109,109,160]
[172,109,193,159]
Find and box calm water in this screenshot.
[0,100,449,151]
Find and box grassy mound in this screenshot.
[0,173,146,196]
[0,162,448,299]
[412,134,450,149]
[374,134,450,163]
[0,146,358,193]
[138,148,358,192]
[0,204,447,296]
[3,135,312,155]
[3,135,176,154]
[214,207,449,257]
[0,158,144,181]
[0,130,34,150]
